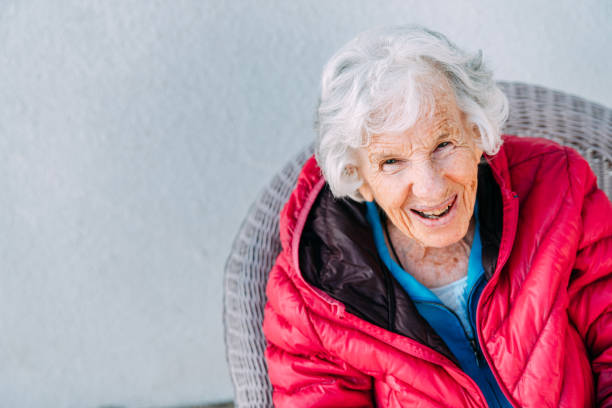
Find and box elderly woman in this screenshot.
[262,26,612,407]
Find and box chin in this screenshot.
[412,222,470,248]
[418,235,463,248]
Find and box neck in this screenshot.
[385,216,476,288]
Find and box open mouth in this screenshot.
[410,195,457,220]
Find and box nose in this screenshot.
[408,160,446,200]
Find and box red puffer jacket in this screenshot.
[263,136,612,407]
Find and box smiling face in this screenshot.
[357,87,483,249]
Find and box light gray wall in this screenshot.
[1,1,610,407]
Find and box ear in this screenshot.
[469,124,484,158]
[358,182,374,202]
[469,122,481,140]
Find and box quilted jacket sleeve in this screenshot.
[263,253,374,408]
[565,149,612,407]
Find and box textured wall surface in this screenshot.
[0,1,610,407]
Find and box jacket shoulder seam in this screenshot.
[506,149,565,171]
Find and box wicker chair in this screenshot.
[223,81,612,408]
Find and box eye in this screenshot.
[380,158,402,172]
[435,141,452,151]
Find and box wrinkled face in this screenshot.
[357,89,483,248]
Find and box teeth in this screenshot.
[414,203,452,219]
[422,205,450,216]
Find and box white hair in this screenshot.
[315,25,509,201]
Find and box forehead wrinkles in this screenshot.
[366,116,455,163]
[366,138,413,164]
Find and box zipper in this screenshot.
[417,300,481,365]
[418,273,488,368]
[412,300,490,406]
[472,193,519,408]
[469,337,483,367]
[467,275,487,367]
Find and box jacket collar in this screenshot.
[295,158,507,363]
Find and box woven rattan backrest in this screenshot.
[223,81,612,408]
[498,82,611,196]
